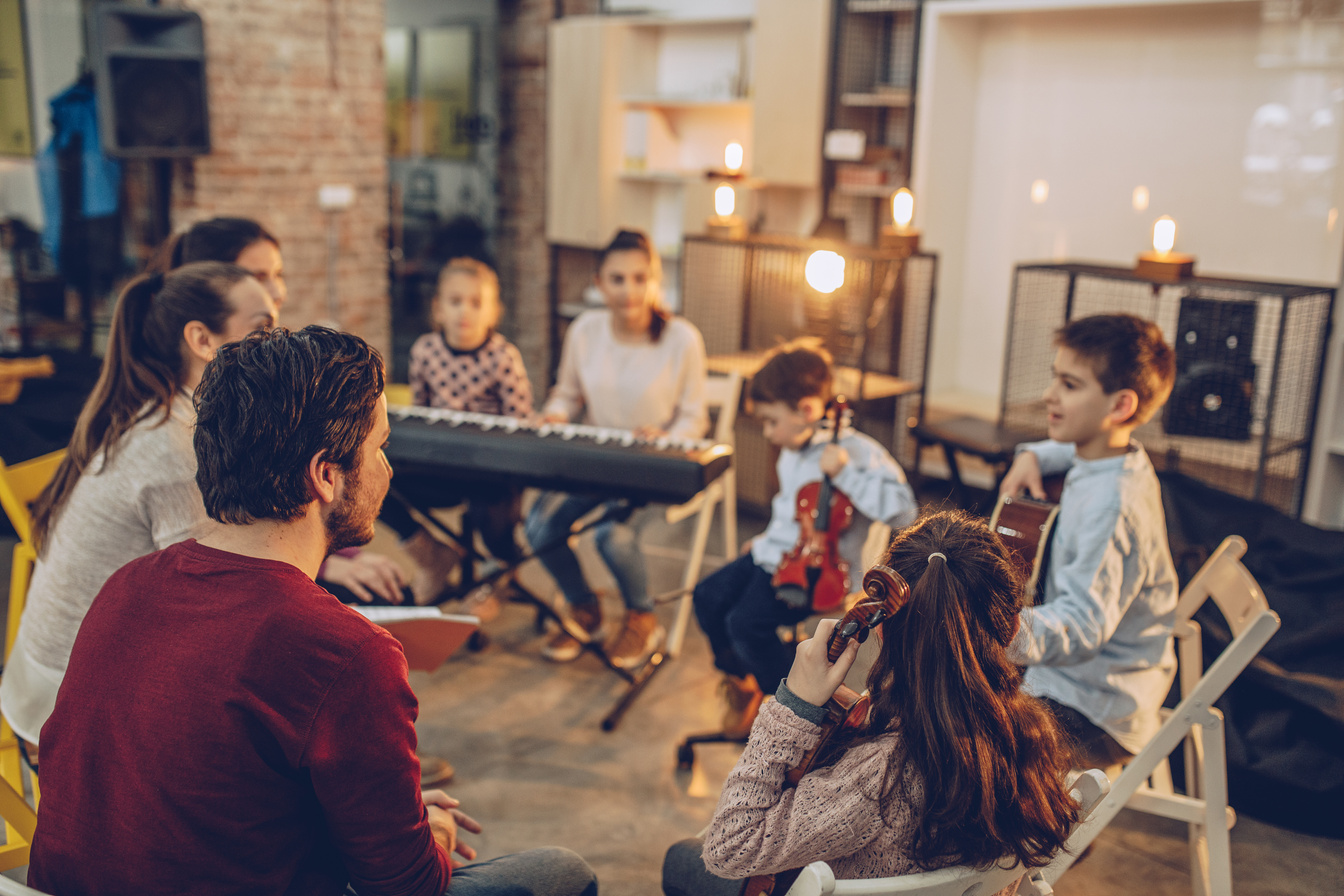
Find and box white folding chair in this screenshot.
[783,768,1110,896]
[1042,535,1280,896]
[665,370,742,657]
[0,875,50,896]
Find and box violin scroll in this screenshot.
[824,565,911,663]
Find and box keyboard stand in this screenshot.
[407,496,671,732]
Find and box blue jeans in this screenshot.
[525,491,651,613]
[692,553,811,694]
[349,846,597,896]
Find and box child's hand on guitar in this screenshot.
[785,618,861,707]
[1000,450,1046,500]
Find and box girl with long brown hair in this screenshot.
[664,510,1081,896]
[2,263,276,755]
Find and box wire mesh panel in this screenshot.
[1002,262,1335,517]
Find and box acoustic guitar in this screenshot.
[739,565,911,896]
[988,474,1065,605]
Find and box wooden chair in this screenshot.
[664,370,742,657]
[0,450,63,870]
[1040,535,1279,896]
[782,768,1110,896]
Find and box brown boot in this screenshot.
[402,530,463,605]
[720,674,763,739]
[605,609,665,670]
[541,602,603,662]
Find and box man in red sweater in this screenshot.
[29,327,596,896]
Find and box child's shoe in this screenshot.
[720,673,764,739]
[605,610,664,670]
[541,602,603,662]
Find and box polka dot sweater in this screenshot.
[408,331,535,417]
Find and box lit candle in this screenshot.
[1153,216,1176,256]
[891,188,914,233]
[724,142,744,175]
[714,183,736,218]
[805,250,845,294]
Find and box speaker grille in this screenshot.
[109,57,208,153]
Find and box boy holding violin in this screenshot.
[692,340,918,738]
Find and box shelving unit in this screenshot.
[546,3,831,260]
[822,0,923,241]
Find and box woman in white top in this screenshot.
[525,229,708,669]
[1,263,276,756]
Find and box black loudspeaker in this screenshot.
[87,6,210,158]
[1165,297,1256,440]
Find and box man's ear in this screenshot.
[1106,389,1139,427]
[306,451,340,506]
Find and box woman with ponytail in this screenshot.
[159,216,415,608]
[664,510,1081,896]
[1,263,276,756]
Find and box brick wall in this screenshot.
[169,0,391,356]
[497,0,599,388]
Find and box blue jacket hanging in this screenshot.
[36,81,122,264]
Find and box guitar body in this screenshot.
[772,481,855,612]
[989,474,1065,604]
[737,568,911,896]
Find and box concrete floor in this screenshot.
[3,498,1342,895]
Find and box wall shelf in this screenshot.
[620,96,751,110]
[840,90,911,107]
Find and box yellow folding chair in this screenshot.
[0,449,65,869]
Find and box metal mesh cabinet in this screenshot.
[1002,262,1335,517]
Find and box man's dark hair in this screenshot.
[1056,314,1176,425]
[194,326,385,524]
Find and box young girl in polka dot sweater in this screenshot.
[382,257,534,605]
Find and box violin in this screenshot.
[772,397,855,613]
[739,565,912,896]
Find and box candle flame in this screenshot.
[1153,216,1176,254]
[891,188,914,230]
[714,183,736,217]
[724,142,744,173]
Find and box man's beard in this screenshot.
[325,462,378,554]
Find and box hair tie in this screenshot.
[928,552,947,564]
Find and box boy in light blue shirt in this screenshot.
[1000,314,1179,770]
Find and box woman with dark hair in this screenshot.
[2,263,276,756]
[162,216,412,608]
[155,216,287,309]
[663,510,1082,896]
[525,228,708,669]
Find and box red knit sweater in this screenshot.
[30,540,451,896]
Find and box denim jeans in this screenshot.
[524,491,652,613]
[348,845,597,896]
[692,553,811,693]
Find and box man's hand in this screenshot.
[423,789,483,869]
[819,444,849,478]
[320,552,407,604]
[999,450,1045,500]
[784,618,860,707]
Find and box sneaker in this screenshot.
[605,610,665,670]
[419,754,455,787]
[719,673,763,739]
[542,602,603,662]
[460,580,503,624]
